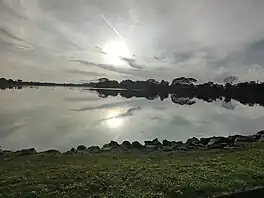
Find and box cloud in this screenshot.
[119,56,144,70]
[99,106,141,122]
[0,27,23,42]
[69,59,135,75]
[66,69,104,77]
[1,0,264,82]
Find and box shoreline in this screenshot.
[1,130,263,157]
[1,131,264,197]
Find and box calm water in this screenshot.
[0,87,264,151]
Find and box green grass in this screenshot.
[1,143,264,198]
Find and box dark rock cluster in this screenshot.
[69,130,264,154]
[1,131,264,157]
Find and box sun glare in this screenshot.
[106,117,123,129]
[104,109,124,129]
[102,41,131,66]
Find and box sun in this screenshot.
[102,41,131,66]
[105,117,123,129]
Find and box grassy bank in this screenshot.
[1,143,264,198]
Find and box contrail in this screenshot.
[101,14,126,43]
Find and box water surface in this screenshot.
[0,87,264,151]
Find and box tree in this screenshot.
[224,76,238,85]
[160,80,169,87]
[146,79,159,84]
[171,77,197,86]
[98,78,109,83]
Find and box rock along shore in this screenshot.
[1,130,264,157]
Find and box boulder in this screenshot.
[152,138,162,146]
[15,148,37,157]
[257,130,264,136]
[102,141,122,151]
[161,146,175,152]
[256,130,264,142]
[179,145,188,151]
[87,146,101,153]
[185,137,204,149]
[103,141,120,149]
[145,145,159,150]
[0,150,13,158]
[77,145,87,151]
[171,141,184,149]
[186,137,200,145]
[144,138,162,148]
[209,143,228,149]
[131,141,145,149]
[234,135,256,146]
[200,137,212,146]
[40,150,61,155]
[207,137,230,147]
[162,139,171,146]
[121,141,132,149]
[162,140,178,147]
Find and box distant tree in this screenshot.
[171,77,197,86]
[98,78,109,83]
[222,100,236,110]
[146,79,159,84]
[224,76,238,85]
[187,78,198,84]
[160,80,169,87]
[171,94,196,105]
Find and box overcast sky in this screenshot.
[1,0,264,83]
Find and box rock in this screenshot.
[186,137,200,145]
[121,141,132,149]
[162,140,177,147]
[258,135,264,142]
[109,141,120,148]
[256,130,264,142]
[101,147,111,151]
[103,141,120,149]
[87,146,101,153]
[200,137,212,146]
[179,146,188,151]
[234,135,256,146]
[171,141,184,149]
[227,135,238,144]
[145,145,158,150]
[209,143,228,149]
[144,138,162,148]
[40,150,61,155]
[77,145,87,151]
[161,146,175,152]
[207,137,230,147]
[0,150,13,158]
[102,141,122,151]
[144,138,162,150]
[15,148,37,157]
[162,139,171,146]
[152,138,162,146]
[257,130,264,136]
[131,141,145,149]
[70,148,76,152]
[185,137,204,149]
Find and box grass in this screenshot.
[1,143,264,198]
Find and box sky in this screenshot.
[1,0,264,83]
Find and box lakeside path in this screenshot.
[1,143,264,198]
